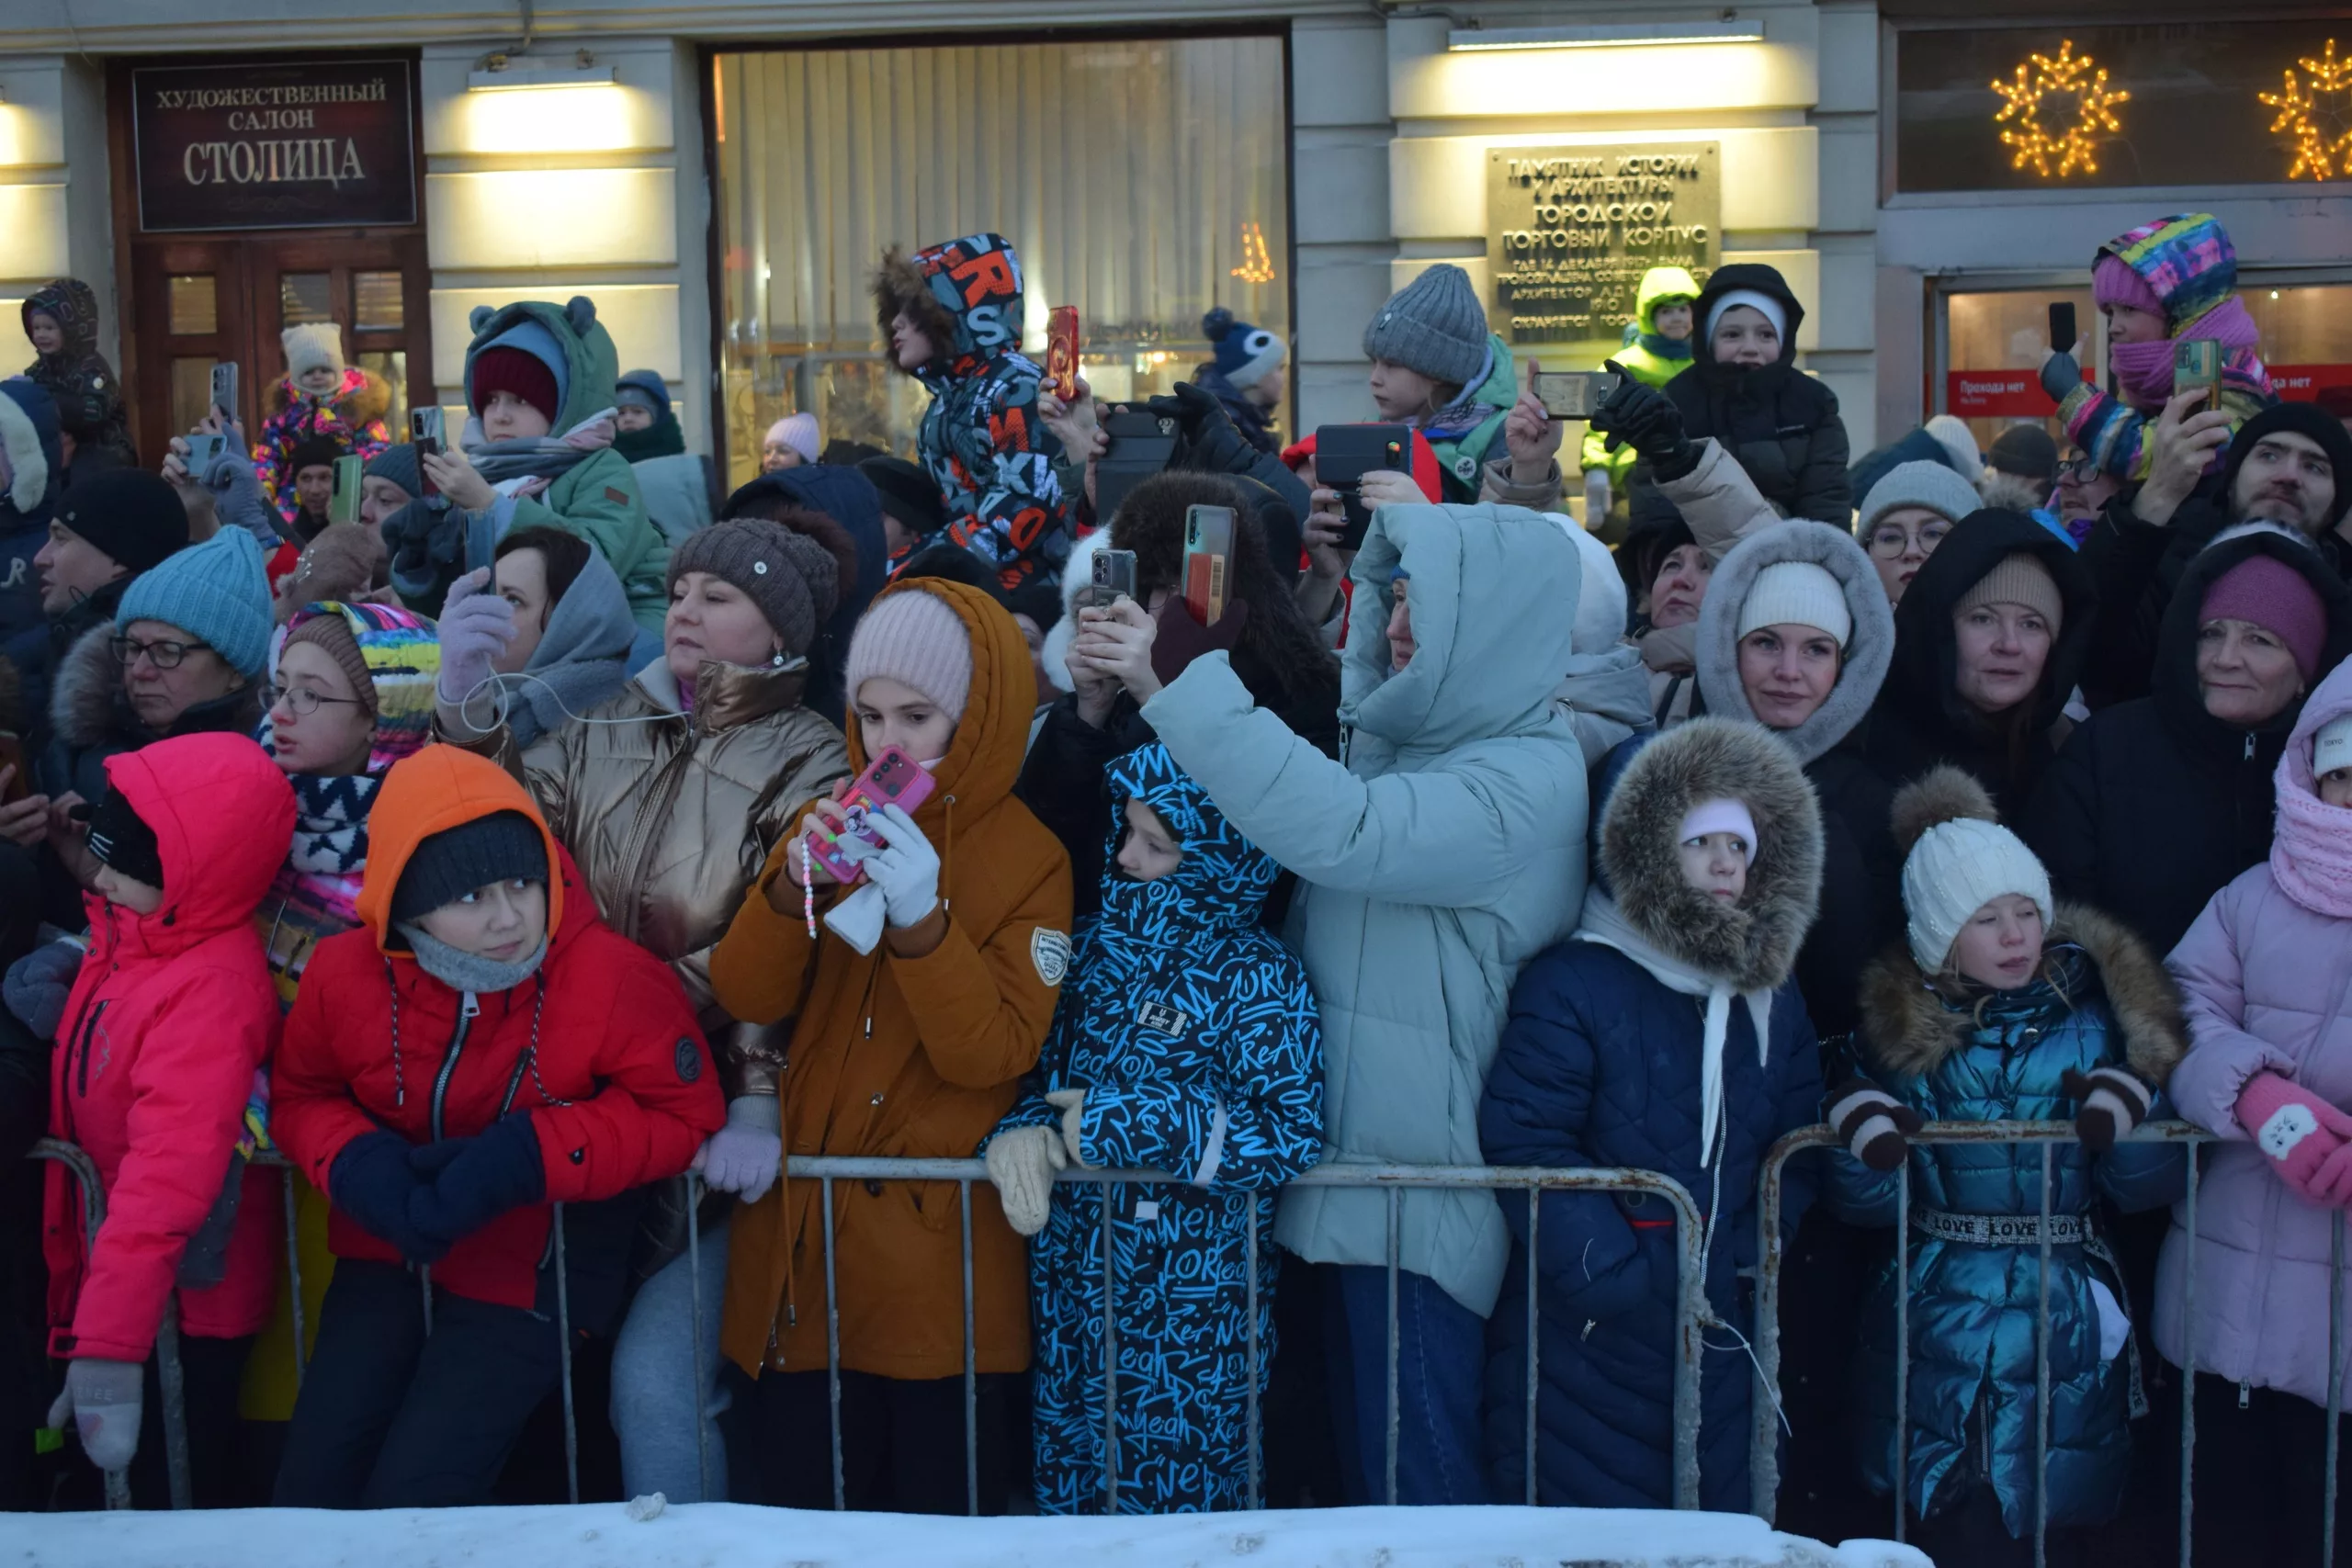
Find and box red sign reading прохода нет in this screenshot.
[131,59,417,233]
[1951,365,2352,419]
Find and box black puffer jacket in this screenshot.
[1862,509,2098,817]
[2025,523,2352,955]
[1653,265,1851,525]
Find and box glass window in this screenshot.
[355,272,404,333]
[1898,21,2352,193]
[279,273,334,326]
[2245,284,2352,403]
[712,35,1290,490]
[1941,287,2097,449]
[356,350,409,435]
[168,276,217,337]
[169,357,214,439]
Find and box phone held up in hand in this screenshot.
[183,432,230,478]
[1078,547,1137,612]
[209,363,238,426]
[330,454,365,526]
[1314,423,1410,551]
[411,406,445,499]
[1182,504,1235,626]
[1044,306,1081,401]
[806,745,938,886]
[1096,410,1180,526]
[2048,301,2076,356]
[2175,339,2224,407]
[1532,369,1621,420]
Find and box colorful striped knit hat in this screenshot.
[2098,213,2237,333]
[277,602,441,774]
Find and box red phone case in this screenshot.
[808,746,938,886]
[1045,307,1081,401]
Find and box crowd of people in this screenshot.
[0,208,2346,1565]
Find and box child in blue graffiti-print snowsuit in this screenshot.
[985,742,1322,1514]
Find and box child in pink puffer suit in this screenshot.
[2160,652,2352,1564]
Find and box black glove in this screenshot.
[1153,383,1258,478]
[407,1113,548,1247]
[329,1130,450,1265]
[1826,1077,1923,1174]
[1590,367,1698,480]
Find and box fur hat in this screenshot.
[1894,766,2053,973]
[845,583,973,722]
[282,322,345,382]
[1362,265,1487,389]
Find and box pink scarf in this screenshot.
[2109,297,2261,410]
[510,411,619,502]
[2273,734,2352,919]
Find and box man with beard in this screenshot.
[2079,397,2351,707]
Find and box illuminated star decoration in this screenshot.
[1230,220,1275,285]
[2259,39,2352,181]
[1990,39,2130,179]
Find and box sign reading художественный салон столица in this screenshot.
[131,59,418,233]
[1487,141,1721,346]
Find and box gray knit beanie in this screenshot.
[668,519,842,661]
[1363,265,1489,389]
[1859,460,1985,536]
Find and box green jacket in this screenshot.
[1425,333,1520,503]
[1582,265,1701,483]
[1139,502,1590,1315]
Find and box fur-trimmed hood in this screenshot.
[1694,518,1894,765]
[872,233,1024,379]
[265,365,391,428]
[51,619,126,754]
[1595,716,1823,991]
[1858,900,2189,1086]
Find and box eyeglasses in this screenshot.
[265,683,368,717]
[1864,521,1952,557]
[2056,456,2103,484]
[110,635,211,671]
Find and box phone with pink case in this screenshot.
[807,745,936,886]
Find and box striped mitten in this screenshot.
[1827,1078,1921,1173]
[2062,1066,2158,1153]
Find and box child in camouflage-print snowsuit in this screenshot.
[989,742,1322,1513]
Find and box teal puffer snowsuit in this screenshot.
[1827,908,2189,1538]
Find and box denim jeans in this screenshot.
[1325,1263,1490,1506]
[609,1219,731,1502]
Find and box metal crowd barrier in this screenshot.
[28,1143,1715,1514]
[1751,1119,2346,1568]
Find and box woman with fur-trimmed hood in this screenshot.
[1479,717,1826,1511]
[1826,767,2189,1562]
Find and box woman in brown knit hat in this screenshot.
[433,508,854,1502]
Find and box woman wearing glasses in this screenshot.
[1854,461,1984,608]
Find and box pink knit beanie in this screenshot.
[2201,553,2329,682]
[2093,253,2165,318]
[845,588,974,721]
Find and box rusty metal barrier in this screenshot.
[1749,1119,2346,1568]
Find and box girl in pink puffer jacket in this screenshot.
[2160,653,2352,1564]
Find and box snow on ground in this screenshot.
[12,1500,1930,1568]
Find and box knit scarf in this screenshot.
[614,409,687,463]
[1633,325,1694,361]
[258,771,382,1005]
[1573,890,1772,1167]
[396,926,548,994]
[2272,779,2352,919]
[461,408,618,496]
[2109,297,2262,409]
[1420,340,1502,443]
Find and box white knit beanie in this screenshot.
[2316,713,2352,778]
[1705,288,1788,345]
[1902,817,2053,973]
[766,412,820,465]
[1736,560,1852,647]
[282,322,345,381]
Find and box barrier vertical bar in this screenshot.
[1246,1201,1261,1512]
[2327,1210,2345,1568]
[823,1176,843,1511]
[154,1304,190,1509]
[1894,1156,1910,1544]
[420,1265,434,1336]
[960,1178,978,1517]
[1102,1178,1119,1514]
[2180,1147,2198,1568]
[1385,1186,1401,1507]
[553,1202,579,1506]
[282,1172,306,1394]
[1524,1190,1540,1506]
[2034,1142,2052,1568]
[685,1174,709,1502]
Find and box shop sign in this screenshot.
[131,59,417,233]
[1487,142,1720,345]
[1946,367,2093,418]
[2268,365,2352,400]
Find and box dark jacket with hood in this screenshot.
[40,622,263,809]
[1654,265,1850,525]
[1862,509,2098,817]
[19,281,135,470]
[2025,523,2352,956]
[1479,718,1824,1511]
[1695,518,1898,1042]
[874,233,1070,590]
[719,465,888,729]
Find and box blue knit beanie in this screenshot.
[616,368,672,422]
[117,527,274,679]
[1204,309,1285,389]
[364,442,422,499]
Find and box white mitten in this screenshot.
[48,1357,143,1472]
[985,1125,1068,1237]
[1045,1088,1091,1168]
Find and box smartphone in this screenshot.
[1532,369,1621,421]
[1095,410,1182,525]
[1044,306,1081,402]
[0,732,26,805]
[2048,301,2077,355]
[209,363,238,426]
[329,454,364,526]
[1182,504,1236,626]
[1078,547,1137,611]
[183,432,229,476]
[2175,339,2224,405]
[806,746,940,886]
[411,406,445,499]
[1314,423,1411,551]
